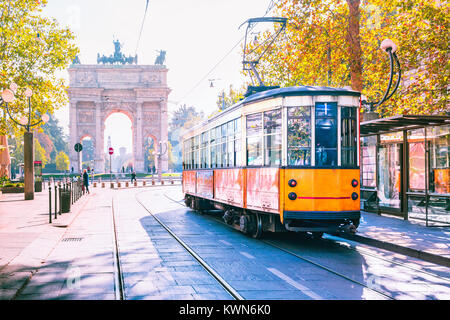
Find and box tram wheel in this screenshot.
[247,213,263,239]
[184,197,191,208]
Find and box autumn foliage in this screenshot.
[246,0,449,116]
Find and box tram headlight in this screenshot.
[351,179,358,188]
[288,192,297,200]
[351,192,359,200]
[288,179,297,187]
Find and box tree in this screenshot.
[249,0,449,117]
[55,151,69,171]
[216,85,246,110]
[0,0,79,136]
[168,104,204,171]
[42,115,69,162]
[34,130,54,160]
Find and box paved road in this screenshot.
[8,185,450,300]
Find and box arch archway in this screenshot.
[104,112,133,173]
[80,135,95,170]
[68,64,171,174]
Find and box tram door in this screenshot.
[377,143,403,213]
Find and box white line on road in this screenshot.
[219,240,232,246]
[239,251,255,259]
[267,267,323,300]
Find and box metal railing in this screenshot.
[47,178,85,224]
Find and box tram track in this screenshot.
[111,197,125,300]
[162,191,450,300]
[134,190,244,300]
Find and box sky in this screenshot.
[42,0,277,153]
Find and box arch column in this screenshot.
[69,100,80,173]
[134,102,145,172]
[94,101,105,173]
[160,99,169,172]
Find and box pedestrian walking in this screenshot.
[131,171,136,183]
[83,169,90,194]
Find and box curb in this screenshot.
[51,192,93,228]
[338,233,450,268]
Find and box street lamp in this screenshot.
[155,140,167,182]
[0,84,50,200]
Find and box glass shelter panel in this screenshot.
[361,135,377,187]
[428,125,450,195]
[408,129,426,192]
[378,132,403,210]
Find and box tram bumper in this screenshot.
[283,210,360,233]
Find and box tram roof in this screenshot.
[242,85,361,104]
[182,85,361,138]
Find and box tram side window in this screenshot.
[246,113,263,166]
[315,102,337,166]
[221,123,227,167]
[194,135,200,169]
[210,128,217,168]
[341,107,358,167]
[288,107,311,166]
[201,131,208,168]
[235,118,242,167]
[264,109,282,166]
[190,137,195,169]
[227,121,235,167]
[182,140,187,169]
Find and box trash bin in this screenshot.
[34,180,42,192]
[61,190,71,213]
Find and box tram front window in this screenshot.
[315,102,337,166]
[288,106,311,166]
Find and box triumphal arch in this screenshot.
[67,43,170,173]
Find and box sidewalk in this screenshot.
[0,187,92,299]
[338,211,450,267]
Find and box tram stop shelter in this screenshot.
[360,115,450,227]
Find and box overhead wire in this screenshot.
[135,0,150,56]
[176,0,282,105]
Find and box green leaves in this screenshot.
[0,0,79,136]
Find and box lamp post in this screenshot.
[1,84,50,200]
[155,140,167,182]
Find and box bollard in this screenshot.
[143,180,146,186]
[161,179,164,185]
[102,182,105,188]
[49,188,52,224]
[134,181,137,187]
[125,182,129,187]
[118,182,121,187]
[110,182,114,188]
[58,185,62,215]
[93,182,97,187]
[152,179,155,185]
[54,185,57,220]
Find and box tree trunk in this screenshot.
[346,0,363,92]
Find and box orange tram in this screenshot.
[182,86,361,238]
